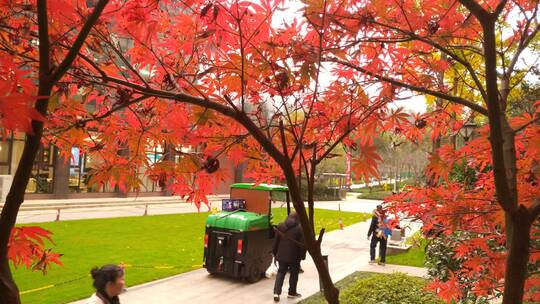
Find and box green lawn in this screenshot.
[13,208,370,304]
[386,234,427,268]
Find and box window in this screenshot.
[69,147,83,192]
[0,133,13,175]
[140,145,165,192]
[26,145,54,193]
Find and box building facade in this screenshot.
[0,132,238,200]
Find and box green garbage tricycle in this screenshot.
[203,183,291,283]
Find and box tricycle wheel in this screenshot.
[246,263,261,283]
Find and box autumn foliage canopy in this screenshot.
[0,0,538,302]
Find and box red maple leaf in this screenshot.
[352,143,382,182]
[8,227,62,273]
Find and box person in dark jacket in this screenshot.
[272,212,306,302]
[367,205,388,265]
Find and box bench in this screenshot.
[387,228,412,255]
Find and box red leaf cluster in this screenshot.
[8,227,62,274]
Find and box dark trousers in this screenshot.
[370,236,387,262]
[273,261,300,295]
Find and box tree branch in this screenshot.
[328,57,489,116]
[94,28,149,87]
[294,0,328,163]
[100,75,287,164]
[458,0,489,20]
[494,0,509,16]
[370,20,488,102]
[278,120,290,160]
[506,23,540,78]
[316,99,386,164]
[37,0,50,84]
[513,115,540,134]
[50,95,151,134]
[49,0,110,84]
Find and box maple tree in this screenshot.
[0,1,538,304]
[0,1,389,303]
[311,0,540,303]
[390,115,540,303]
[0,0,110,302]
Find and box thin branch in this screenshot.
[506,23,540,78]
[278,120,289,160]
[49,0,110,84]
[98,75,287,164]
[315,99,386,164]
[235,2,246,111]
[370,20,488,101]
[294,0,329,161]
[52,95,151,134]
[37,0,50,84]
[328,57,489,116]
[75,51,107,79]
[513,115,540,134]
[94,28,149,87]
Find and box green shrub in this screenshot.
[340,273,443,304]
[272,182,343,201]
[304,183,343,201]
[356,191,393,200]
[350,180,411,194]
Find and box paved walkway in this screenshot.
[16,200,216,224]
[15,194,382,224]
[72,219,426,304]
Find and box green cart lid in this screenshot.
[206,211,270,232]
[230,183,288,192]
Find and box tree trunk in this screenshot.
[307,160,316,234]
[282,164,339,304]
[0,256,19,304]
[0,1,108,302]
[481,19,530,304]
[502,208,531,304]
[0,1,52,301]
[52,146,70,198]
[0,85,51,304]
[308,197,315,234]
[500,121,519,247]
[0,79,51,304]
[499,117,529,304]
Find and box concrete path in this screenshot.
[72,220,426,304]
[16,201,217,224]
[15,194,382,224]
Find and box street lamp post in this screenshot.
[390,141,399,193]
[460,121,477,142]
